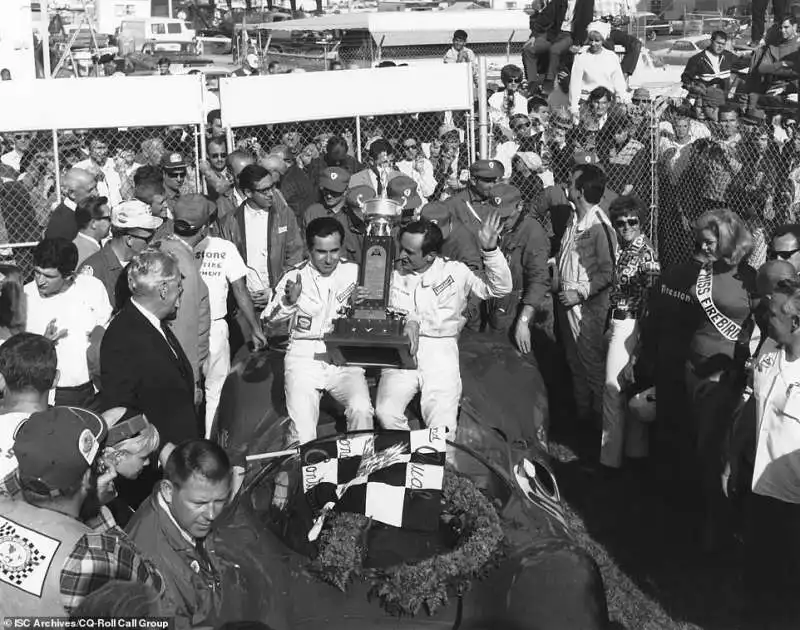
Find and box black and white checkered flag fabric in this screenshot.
[301,428,447,531]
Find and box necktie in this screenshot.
[161,323,188,379]
[373,168,384,195]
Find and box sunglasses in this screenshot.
[768,247,800,260]
[506,78,522,84]
[167,171,187,179]
[614,218,640,228]
[477,176,499,184]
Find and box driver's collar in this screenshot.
[416,257,445,286]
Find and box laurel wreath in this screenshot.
[310,471,504,616]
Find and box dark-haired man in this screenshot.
[769,224,800,273]
[349,138,402,194]
[126,439,231,627]
[263,217,372,444]
[375,215,512,435]
[0,333,56,479]
[556,163,616,425]
[219,164,304,315]
[25,238,111,408]
[73,196,111,266]
[681,30,741,95]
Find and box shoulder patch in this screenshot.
[0,515,61,597]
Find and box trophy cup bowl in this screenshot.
[324,197,416,369]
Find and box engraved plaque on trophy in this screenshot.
[324,198,416,369]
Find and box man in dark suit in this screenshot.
[44,168,98,241]
[100,248,199,503]
[521,0,594,92]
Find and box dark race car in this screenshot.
[208,335,607,629]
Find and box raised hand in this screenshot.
[285,273,303,305]
[44,319,68,344]
[477,211,502,250]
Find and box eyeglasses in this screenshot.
[768,247,800,260]
[129,232,155,244]
[506,78,522,84]
[167,171,187,180]
[209,153,227,158]
[613,218,640,228]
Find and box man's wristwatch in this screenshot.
[518,314,530,324]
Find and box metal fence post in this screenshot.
[194,124,202,194]
[355,115,362,164]
[477,57,488,160]
[52,130,62,205]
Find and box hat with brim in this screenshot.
[112,199,163,230]
[319,167,350,193]
[15,406,107,497]
[488,183,522,218]
[388,175,423,210]
[345,185,375,210]
[741,108,767,126]
[420,201,453,224]
[161,151,187,172]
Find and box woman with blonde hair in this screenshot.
[685,208,757,549]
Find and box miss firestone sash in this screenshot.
[695,264,742,342]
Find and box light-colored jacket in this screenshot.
[388,249,512,338]
[752,338,800,504]
[556,206,616,301]
[262,259,358,356]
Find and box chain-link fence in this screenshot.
[652,108,789,270]
[0,124,202,279]
[227,109,475,201]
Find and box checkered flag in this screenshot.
[302,428,446,534]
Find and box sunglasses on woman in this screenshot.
[613,218,640,228]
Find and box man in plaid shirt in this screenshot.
[0,407,164,616]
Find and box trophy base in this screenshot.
[324,318,416,369]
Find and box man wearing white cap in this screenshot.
[79,199,163,308]
[234,53,261,77]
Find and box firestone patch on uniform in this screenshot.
[432,275,455,296]
[0,516,60,597]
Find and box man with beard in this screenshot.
[101,249,199,504]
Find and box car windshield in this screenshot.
[244,412,515,556]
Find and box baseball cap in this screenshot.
[112,199,164,230]
[245,53,259,67]
[319,167,350,193]
[631,87,651,103]
[420,201,452,224]
[345,185,375,210]
[488,183,522,217]
[15,407,107,497]
[387,176,422,210]
[469,159,505,180]
[161,152,187,172]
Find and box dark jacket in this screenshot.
[44,201,78,241]
[441,221,482,272]
[79,241,126,310]
[681,49,743,91]
[100,302,199,447]
[126,490,221,629]
[219,197,305,290]
[303,202,365,262]
[281,165,317,220]
[529,0,594,44]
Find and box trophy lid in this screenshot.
[363,197,401,219]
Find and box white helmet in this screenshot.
[629,387,656,424]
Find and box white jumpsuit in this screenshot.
[375,249,512,435]
[263,259,373,444]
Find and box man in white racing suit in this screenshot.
[375,212,512,434]
[262,217,373,444]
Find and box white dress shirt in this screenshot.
[244,203,271,293]
[396,158,437,201]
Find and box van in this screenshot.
[118,17,196,54]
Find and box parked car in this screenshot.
[702,17,742,36]
[197,30,233,55]
[633,11,673,40]
[123,40,213,74]
[653,36,709,65]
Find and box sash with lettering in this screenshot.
[301,429,446,531]
[694,264,742,342]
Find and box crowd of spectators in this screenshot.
[3,9,800,627]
